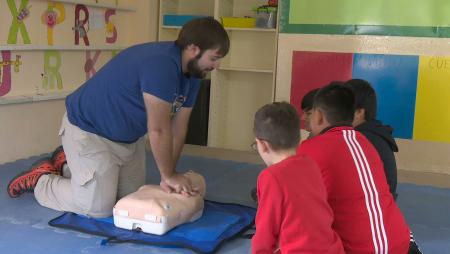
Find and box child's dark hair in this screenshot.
[345,79,377,121]
[253,102,300,151]
[301,88,320,111]
[313,82,355,126]
[176,17,230,57]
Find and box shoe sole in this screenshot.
[7,157,52,198]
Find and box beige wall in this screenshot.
[277,33,450,174]
[0,0,159,164]
[0,100,66,163]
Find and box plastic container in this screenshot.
[221,17,256,28]
[254,6,277,29]
[163,14,206,26]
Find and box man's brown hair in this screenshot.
[176,17,230,57]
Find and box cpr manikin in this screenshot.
[113,171,206,235]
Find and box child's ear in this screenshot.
[310,108,327,135]
[257,139,271,153]
[316,109,325,126]
[353,108,365,126]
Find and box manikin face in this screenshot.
[187,48,222,79]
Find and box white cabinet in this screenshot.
[158,0,278,151]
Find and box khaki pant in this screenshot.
[34,113,146,218]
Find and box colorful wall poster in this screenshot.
[291,51,450,143]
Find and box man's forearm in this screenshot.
[172,127,187,165]
[171,107,191,167]
[149,128,175,180]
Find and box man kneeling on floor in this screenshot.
[7,17,229,218]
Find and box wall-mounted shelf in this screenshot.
[37,0,136,11]
[218,66,274,73]
[0,45,126,51]
[161,25,182,30]
[0,90,73,105]
[225,27,277,33]
[162,25,277,33]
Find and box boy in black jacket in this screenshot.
[345,79,398,200]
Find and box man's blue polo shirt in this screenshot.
[66,42,201,143]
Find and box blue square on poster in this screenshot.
[352,54,419,139]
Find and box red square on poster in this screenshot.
[290,51,353,115]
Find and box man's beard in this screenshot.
[187,58,206,79]
[187,52,213,79]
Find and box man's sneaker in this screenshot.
[7,159,56,198]
[50,146,66,175]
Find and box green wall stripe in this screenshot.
[280,0,450,38]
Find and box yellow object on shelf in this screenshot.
[221,17,255,28]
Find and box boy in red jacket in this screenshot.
[251,102,344,254]
[297,82,411,254]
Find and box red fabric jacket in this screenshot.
[297,126,410,254]
[252,155,345,254]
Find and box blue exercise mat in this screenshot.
[48,201,256,254]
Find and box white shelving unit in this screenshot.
[158,0,278,151]
[36,0,136,11]
[158,0,215,41]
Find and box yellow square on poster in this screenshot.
[414,56,450,143]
